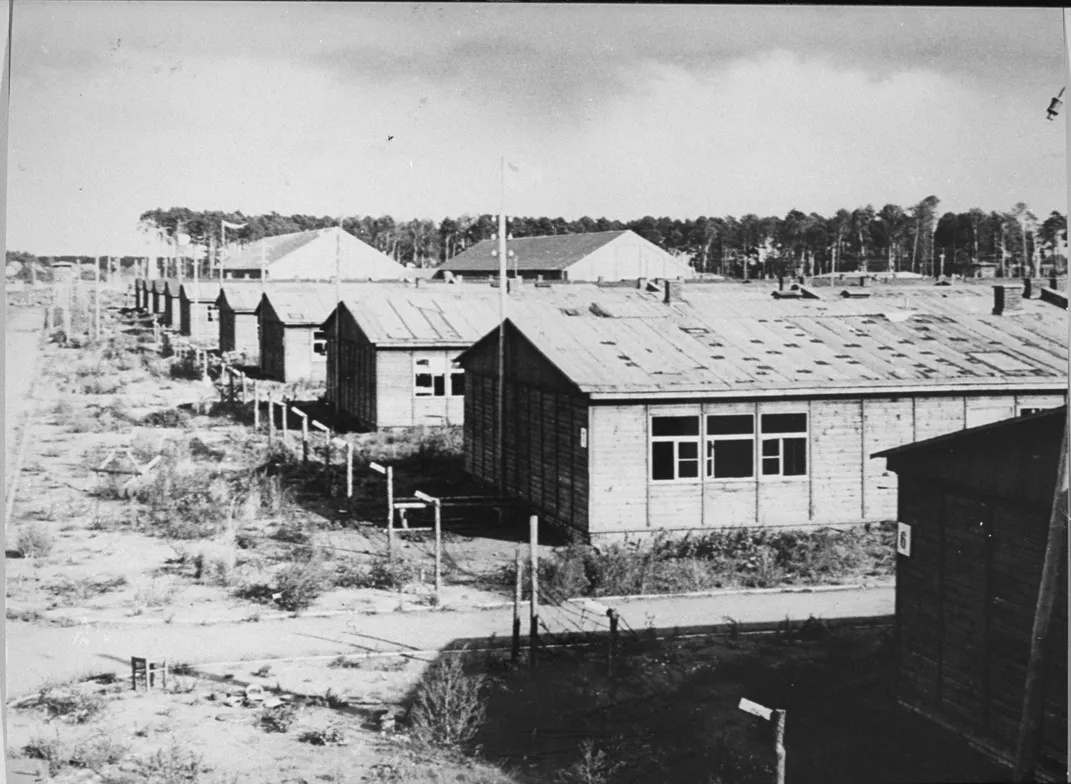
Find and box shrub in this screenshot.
[366,556,419,591]
[407,650,488,752]
[137,740,209,784]
[260,702,297,733]
[69,733,129,770]
[332,559,370,589]
[274,558,327,612]
[22,732,69,777]
[298,726,346,746]
[15,523,54,558]
[141,408,191,428]
[555,740,624,784]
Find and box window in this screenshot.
[414,356,465,398]
[312,330,327,357]
[706,414,754,478]
[760,413,807,476]
[450,361,465,396]
[1020,406,1055,417]
[651,416,700,481]
[206,305,217,323]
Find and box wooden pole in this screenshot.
[774,709,786,784]
[228,367,235,407]
[386,466,395,560]
[433,499,442,600]
[253,382,260,430]
[241,373,247,404]
[267,393,275,443]
[345,442,353,498]
[608,609,619,678]
[301,414,309,468]
[1012,415,1069,782]
[94,257,101,342]
[281,400,289,445]
[512,546,522,663]
[529,514,539,669]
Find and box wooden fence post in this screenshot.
[529,514,539,670]
[434,498,442,599]
[281,401,289,446]
[774,710,786,784]
[512,546,522,663]
[608,609,619,678]
[267,393,275,442]
[241,373,247,404]
[386,466,395,559]
[253,381,260,430]
[301,413,309,468]
[345,441,354,499]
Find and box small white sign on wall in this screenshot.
[580,427,588,448]
[897,523,912,557]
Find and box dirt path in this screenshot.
[7,585,893,698]
[5,306,44,503]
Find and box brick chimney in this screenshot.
[664,280,683,303]
[1023,277,1032,299]
[992,284,1024,315]
[637,277,647,290]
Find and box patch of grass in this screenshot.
[22,732,70,777]
[298,726,346,746]
[260,701,298,733]
[69,733,130,771]
[135,739,210,784]
[329,655,409,672]
[141,408,191,428]
[31,685,106,724]
[274,557,329,612]
[47,575,128,606]
[14,523,54,558]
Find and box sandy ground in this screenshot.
[5,306,44,501]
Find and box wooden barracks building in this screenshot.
[457,283,1068,540]
[879,407,1067,783]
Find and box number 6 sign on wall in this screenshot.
[897,523,912,557]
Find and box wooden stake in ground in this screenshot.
[370,462,393,559]
[94,258,101,342]
[345,441,354,498]
[529,514,539,670]
[1012,414,1069,782]
[281,400,289,445]
[267,392,275,443]
[512,546,522,663]
[415,491,443,601]
[774,709,786,784]
[300,412,309,467]
[253,382,261,430]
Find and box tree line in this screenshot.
[135,199,1068,278]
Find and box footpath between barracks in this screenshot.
[7,582,894,699]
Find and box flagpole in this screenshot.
[220,221,226,282]
[497,157,507,490]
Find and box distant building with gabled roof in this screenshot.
[221,227,410,281]
[437,230,695,282]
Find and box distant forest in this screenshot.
[136,199,1068,279]
[9,199,1067,281]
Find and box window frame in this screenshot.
[650,414,702,483]
[705,413,756,480]
[758,412,809,479]
[413,354,466,399]
[312,329,328,359]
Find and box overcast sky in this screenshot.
[6,3,1069,255]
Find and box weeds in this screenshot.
[298,726,346,746]
[141,408,191,428]
[47,575,128,606]
[136,739,210,784]
[14,523,54,558]
[555,740,624,784]
[31,684,106,724]
[69,733,129,771]
[22,732,69,776]
[328,655,409,672]
[528,525,895,599]
[407,649,488,753]
[260,702,298,733]
[274,557,328,612]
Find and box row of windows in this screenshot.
[651,413,807,482]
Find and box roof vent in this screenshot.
[840,290,871,299]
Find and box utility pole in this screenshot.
[333,215,342,415]
[496,157,508,490]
